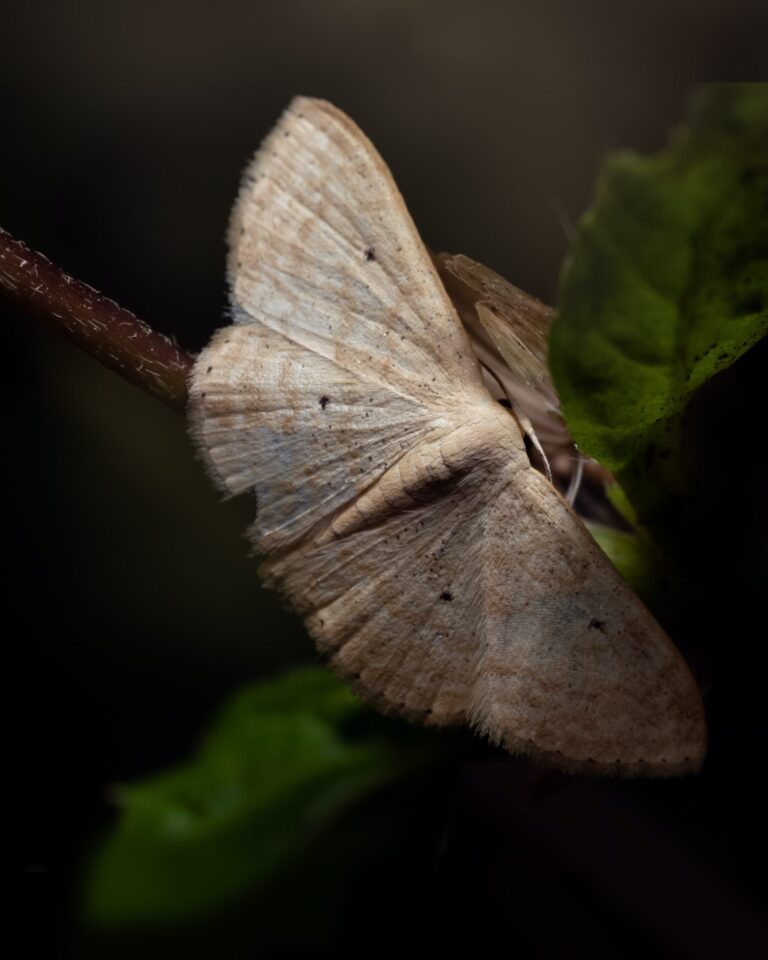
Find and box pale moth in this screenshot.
[189,97,706,775]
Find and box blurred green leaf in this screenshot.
[85,667,435,929]
[587,521,664,611]
[550,84,768,532]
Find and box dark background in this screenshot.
[4,2,768,957]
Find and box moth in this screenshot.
[189,97,706,775]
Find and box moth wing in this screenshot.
[190,97,489,551]
[262,421,508,727]
[473,463,706,774]
[436,252,570,461]
[228,98,483,396]
[436,252,554,395]
[265,419,705,775]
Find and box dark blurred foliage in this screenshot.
[4,2,768,957]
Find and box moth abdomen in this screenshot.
[316,418,515,545]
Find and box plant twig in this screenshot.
[0,227,193,413]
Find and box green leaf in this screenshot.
[84,667,434,930]
[587,520,664,610]
[550,84,768,530]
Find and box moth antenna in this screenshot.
[517,411,552,482]
[564,451,585,505]
[479,357,552,481]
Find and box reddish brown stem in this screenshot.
[0,227,193,413]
